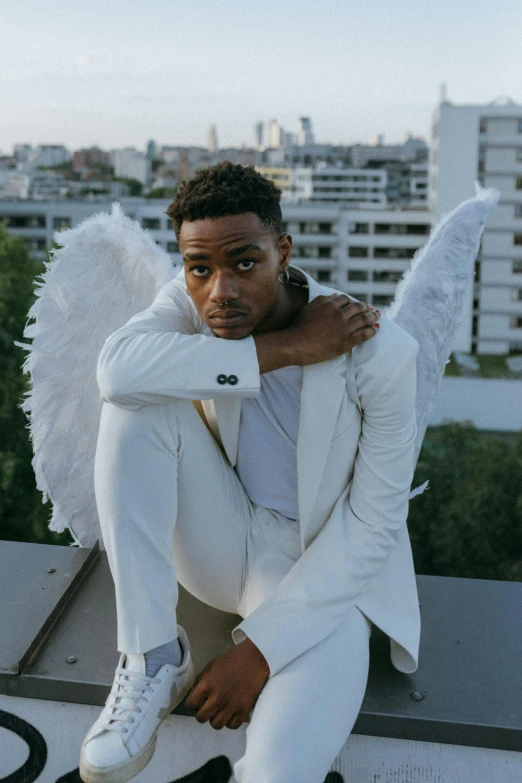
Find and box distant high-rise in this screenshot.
[146,140,158,160]
[269,119,284,149]
[297,117,314,146]
[254,121,264,150]
[208,124,218,152]
[431,94,522,354]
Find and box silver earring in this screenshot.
[279,268,290,285]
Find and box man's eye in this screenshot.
[190,266,210,277]
[237,260,256,271]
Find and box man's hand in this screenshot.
[288,295,379,367]
[254,295,379,374]
[184,637,270,730]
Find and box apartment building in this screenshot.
[431,98,522,354]
[0,199,430,310]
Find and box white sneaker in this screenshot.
[79,625,195,783]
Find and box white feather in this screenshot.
[17,203,176,547]
[387,182,500,465]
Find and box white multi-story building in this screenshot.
[291,166,387,205]
[268,120,284,150]
[208,124,218,153]
[111,148,151,186]
[0,171,30,199]
[297,117,314,146]
[31,145,72,168]
[431,97,522,354]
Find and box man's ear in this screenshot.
[278,232,292,270]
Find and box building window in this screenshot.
[374,247,417,259]
[347,270,368,282]
[514,233,522,245]
[374,223,429,235]
[518,120,522,133]
[373,294,394,306]
[373,270,403,283]
[516,149,522,162]
[318,222,332,234]
[348,246,369,258]
[479,118,487,133]
[142,218,161,230]
[318,246,331,258]
[348,291,368,302]
[513,261,522,274]
[512,289,522,302]
[167,241,179,253]
[316,270,331,282]
[3,214,46,228]
[510,316,522,329]
[516,178,522,191]
[23,237,47,251]
[296,247,316,258]
[52,216,71,230]
[348,222,369,234]
[515,204,522,218]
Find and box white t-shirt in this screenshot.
[235,365,303,520]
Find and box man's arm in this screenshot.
[230,327,419,676]
[97,282,379,408]
[96,279,261,408]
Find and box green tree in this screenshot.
[408,423,522,581]
[115,177,143,196]
[0,225,73,545]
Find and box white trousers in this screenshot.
[94,398,372,783]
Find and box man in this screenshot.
[79,161,419,783]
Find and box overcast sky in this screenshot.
[2,0,521,154]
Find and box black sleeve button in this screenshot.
[217,374,228,385]
[227,374,238,385]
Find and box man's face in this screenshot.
[179,212,291,339]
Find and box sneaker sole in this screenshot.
[79,671,194,783]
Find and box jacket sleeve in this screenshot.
[231,335,419,676]
[96,278,261,409]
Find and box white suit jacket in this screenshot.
[97,264,421,677]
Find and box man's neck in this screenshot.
[252,276,309,336]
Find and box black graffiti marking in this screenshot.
[56,770,82,782]
[168,755,232,782]
[59,755,232,783]
[0,709,47,783]
[0,708,344,783]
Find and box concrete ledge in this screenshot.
[1,540,521,753]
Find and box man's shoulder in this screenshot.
[355,317,418,364]
[351,317,419,407]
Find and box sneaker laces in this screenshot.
[100,666,161,734]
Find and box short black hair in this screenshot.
[165,161,284,242]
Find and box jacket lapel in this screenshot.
[297,355,347,548]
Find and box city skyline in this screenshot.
[2,0,521,152]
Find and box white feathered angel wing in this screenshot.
[17,203,177,548]
[386,181,500,468]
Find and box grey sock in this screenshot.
[144,637,183,677]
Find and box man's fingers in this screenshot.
[185,680,209,711]
[346,309,379,331]
[209,709,232,731]
[350,324,379,345]
[226,713,244,730]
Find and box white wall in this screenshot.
[429,377,522,431]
